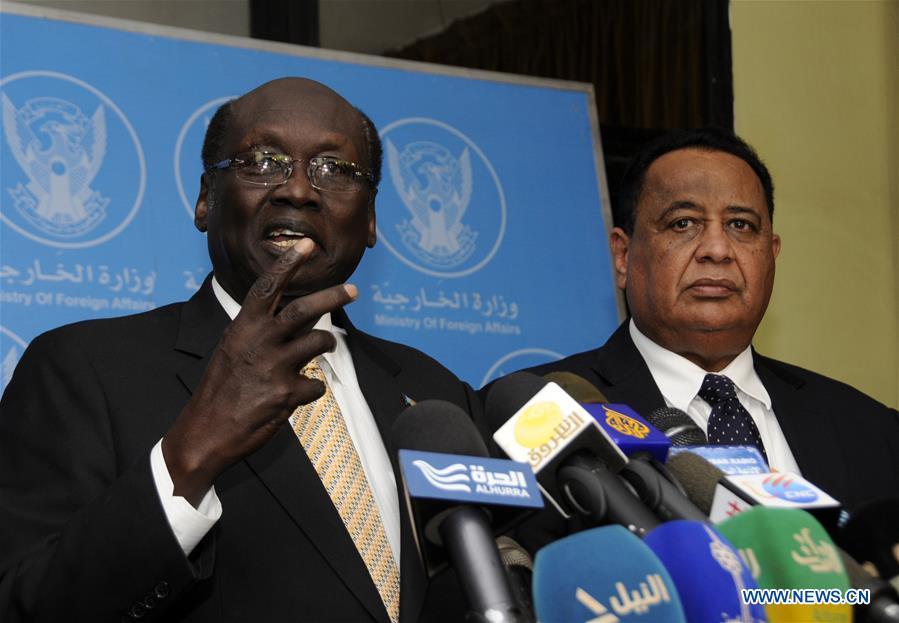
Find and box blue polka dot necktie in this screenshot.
[699,373,768,463]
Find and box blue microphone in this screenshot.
[533,525,686,622]
[643,520,767,622]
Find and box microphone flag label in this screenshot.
[709,472,840,523]
[669,445,769,474]
[728,473,838,508]
[491,382,627,518]
[398,450,543,508]
[582,403,670,462]
[492,382,627,471]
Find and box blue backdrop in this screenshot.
[0,5,621,389]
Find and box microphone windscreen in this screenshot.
[643,520,766,623]
[533,525,686,623]
[484,372,547,432]
[645,407,707,446]
[665,451,725,515]
[391,399,488,457]
[496,536,533,571]
[717,507,851,622]
[541,371,608,403]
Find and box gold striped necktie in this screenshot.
[291,357,401,623]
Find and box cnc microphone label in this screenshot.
[398,450,543,508]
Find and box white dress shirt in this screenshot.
[150,277,401,566]
[628,319,801,473]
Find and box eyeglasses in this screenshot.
[207,151,374,193]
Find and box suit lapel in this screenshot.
[591,322,668,417]
[172,281,390,623]
[173,277,231,394]
[754,354,848,495]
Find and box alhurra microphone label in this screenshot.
[398,450,543,508]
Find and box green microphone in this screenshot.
[717,506,852,623]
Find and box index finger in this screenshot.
[274,283,359,336]
[241,238,316,316]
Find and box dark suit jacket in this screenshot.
[0,279,481,623]
[526,321,899,511]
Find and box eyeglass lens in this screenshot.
[234,155,364,192]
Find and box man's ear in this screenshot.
[609,227,630,290]
[195,173,211,232]
[366,188,377,248]
[772,232,781,259]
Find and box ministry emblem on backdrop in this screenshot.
[174,96,236,219]
[481,348,564,388]
[380,118,506,278]
[0,71,145,248]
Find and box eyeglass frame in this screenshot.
[206,151,374,193]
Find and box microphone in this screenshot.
[642,520,766,622]
[716,506,852,622]
[838,548,899,622]
[671,454,899,621]
[392,400,539,622]
[643,406,708,446]
[547,375,671,463]
[486,372,661,535]
[540,371,607,404]
[540,372,707,522]
[532,524,686,622]
[840,498,899,593]
[638,404,770,476]
[666,450,841,530]
[495,537,535,623]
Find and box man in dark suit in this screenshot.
[529,128,899,510]
[0,78,479,622]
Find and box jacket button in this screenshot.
[129,603,147,619]
[154,581,169,598]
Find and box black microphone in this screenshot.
[540,371,607,404]
[495,537,535,623]
[391,400,527,623]
[486,372,661,536]
[664,450,726,515]
[540,373,707,523]
[644,406,708,446]
[839,549,899,623]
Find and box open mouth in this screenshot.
[266,228,309,249]
[262,222,320,253]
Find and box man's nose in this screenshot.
[270,162,319,207]
[695,221,734,262]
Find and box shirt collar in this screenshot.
[210,275,346,383]
[628,318,772,411]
